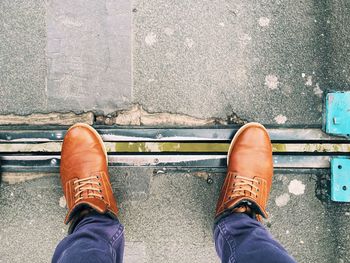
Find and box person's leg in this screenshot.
[52,212,124,263]
[52,123,124,263]
[214,123,296,263]
[214,213,295,263]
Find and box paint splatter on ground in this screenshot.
[145,32,157,46]
[274,114,287,124]
[275,193,290,207]
[288,179,306,195]
[305,76,313,86]
[313,83,323,97]
[258,17,270,27]
[265,75,279,90]
[59,196,66,208]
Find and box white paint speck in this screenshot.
[300,240,304,244]
[148,78,155,83]
[275,193,290,207]
[274,114,287,124]
[265,75,279,90]
[145,32,157,46]
[258,17,270,27]
[185,38,195,48]
[288,179,306,195]
[219,22,225,27]
[59,196,67,208]
[345,212,350,216]
[313,83,323,97]
[305,75,313,86]
[10,192,14,197]
[286,230,290,234]
[164,27,174,36]
[301,73,306,78]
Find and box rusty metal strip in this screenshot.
[0,126,347,172]
[0,142,349,153]
[0,154,334,173]
[0,126,346,142]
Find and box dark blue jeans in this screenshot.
[52,212,296,263]
[52,212,124,263]
[214,213,296,263]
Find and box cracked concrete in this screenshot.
[1,0,349,124]
[96,104,232,126]
[46,0,132,113]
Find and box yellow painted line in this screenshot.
[0,142,349,153]
[272,143,350,153]
[108,142,229,152]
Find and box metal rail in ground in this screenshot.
[0,125,348,172]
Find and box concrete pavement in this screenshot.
[1,169,350,262]
[1,0,350,262]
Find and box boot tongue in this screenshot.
[80,198,108,214]
[232,205,252,214]
[65,198,108,225]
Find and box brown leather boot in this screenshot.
[60,123,118,230]
[215,122,273,222]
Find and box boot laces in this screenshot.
[229,174,260,200]
[74,176,103,203]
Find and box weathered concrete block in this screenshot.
[46,0,132,114]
